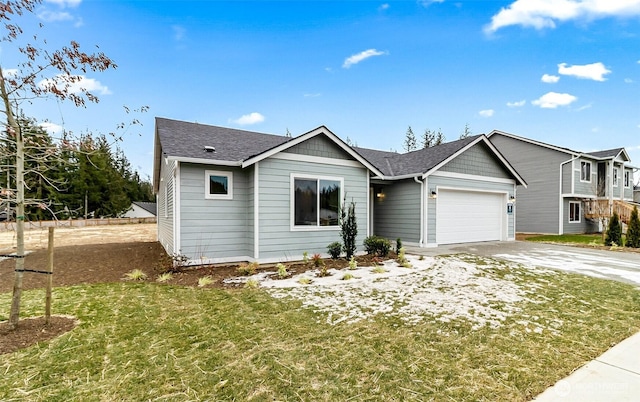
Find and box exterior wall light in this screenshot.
[430,189,437,199]
[376,190,385,200]
[508,194,516,203]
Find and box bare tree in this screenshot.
[1,0,117,329]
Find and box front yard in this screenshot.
[1,253,639,401]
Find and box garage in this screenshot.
[436,189,505,244]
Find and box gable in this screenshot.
[440,141,512,179]
[285,134,356,161]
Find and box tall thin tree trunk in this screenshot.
[1,66,25,329]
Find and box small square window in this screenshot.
[580,161,591,182]
[205,170,233,200]
[569,201,581,223]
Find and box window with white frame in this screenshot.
[205,170,233,200]
[580,161,591,182]
[292,175,342,228]
[624,170,631,188]
[613,168,619,187]
[569,201,581,223]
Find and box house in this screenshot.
[153,118,526,264]
[488,130,638,234]
[635,185,640,204]
[123,201,157,218]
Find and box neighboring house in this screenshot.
[154,117,525,264]
[488,130,637,234]
[123,201,157,218]
[635,185,640,204]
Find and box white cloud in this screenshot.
[531,92,577,108]
[304,93,321,98]
[39,75,111,95]
[379,3,390,11]
[625,78,634,83]
[541,74,560,83]
[37,10,73,22]
[39,122,64,134]
[172,25,186,41]
[233,112,265,126]
[479,109,495,117]
[485,0,640,34]
[558,62,611,81]
[45,0,81,8]
[419,0,445,6]
[507,100,526,107]
[343,49,387,69]
[575,103,593,111]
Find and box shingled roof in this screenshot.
[155,117,291,163]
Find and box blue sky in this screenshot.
[3,0,640,182]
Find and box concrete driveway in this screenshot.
[409,241,640,287]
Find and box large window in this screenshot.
[205,170,233,200]
[580,161,592,182]
[569,201,581,223]
[292,175,342,229]
[624,170,631,188]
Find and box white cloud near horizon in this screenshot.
[39,122,64,135]
[232,112,265,125]
[485,0,640,34]
[558,62,611,81]
[541,74,560,83]
[532,92,577,108]
[343,49,387,69]
[507,100,526,107]
[479,109,495,117]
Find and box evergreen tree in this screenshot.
[340,200,358,259]
[403,126,417,152]
[421,128,434,149]
[604,211,622,246]
[626,205,640,248]
[434,129,446,145]
[460,123,472,139]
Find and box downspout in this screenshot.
[414,176,424,247]
[559,154,582,235]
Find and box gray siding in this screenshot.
[179,164,251,260]
[373,179,421,243]
[157,159,175,254]
[624,168,634,199]
[490,135,570,234]
[563,199,599,234]
[441,142,512,179]
[287,134,354,160]
[427,175,515,243]
[257,157,369,261]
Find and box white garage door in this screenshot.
[436,189,504,244]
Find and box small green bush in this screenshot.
[396,238,403,254]
[363,236,391,257]
[348,256,357,270]
[276,263,289,279]
[237,262,259,276]
[327,242,342,259]
[605,212,623,246]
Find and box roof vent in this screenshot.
[204,146,216,153]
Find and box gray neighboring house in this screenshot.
[635,185,640,204]
[488,130,638,235]
[154,117,525,264]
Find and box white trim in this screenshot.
[580,160,593,183]
[270,152,364,168]
[254,162,260,260]
[488,130,582,157]
[205,170,233,200]
[429,170,517,185]
[174,162,181,255]
[424,177,429,246]
[289,173,343,231]
[570,159,575,194]
[562,193,597,199]
[167,155,242,167]
[367,175,371,237]
[568,201,581,223]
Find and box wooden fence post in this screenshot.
[45,227,54,325]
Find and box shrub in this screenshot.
[371,266,387,274]
[197,276,214,287]
[396,238,403,254]
[302,251,309,263]
[237,262,258,276]
[156,272,173,283]
[341,200,358,259]
[297,277,313,285]
[327,242,342,259]
[363,236,391,257]
[124,269,147,281]
[626,206,640,248]
[276,263,289,279]
[342,273,354,280]
[605,212,623,246]
[244,278,260,289]
[312,253,323,267]
[348,256,357,270]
